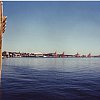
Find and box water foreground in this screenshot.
[1,58,100,100]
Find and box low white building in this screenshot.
[34,52,43,57]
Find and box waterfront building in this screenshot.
[2,51,9,58]
[75,53,80,57]
[29,53,35,57]
[54,52,58,58]
[14,52,21,57]
[62,52,65,58]
[81,55,86,58]
[87,53,91,58]
[34,52,44,57]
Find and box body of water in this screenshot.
[1,58,100,100]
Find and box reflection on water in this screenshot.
[1,58,100,100]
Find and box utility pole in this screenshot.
[0,1,3,71]
[0,1,7,71]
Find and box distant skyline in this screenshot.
[2,1,100,55]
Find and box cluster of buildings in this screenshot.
[2,51,100,58]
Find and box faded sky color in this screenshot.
[2,1,100,55]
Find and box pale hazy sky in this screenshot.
[3,1,100,54]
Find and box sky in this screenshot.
[2,1,100,55]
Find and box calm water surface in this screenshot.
[1,58,100,100]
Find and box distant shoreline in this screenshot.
[2,51,100,58]
[2,56,100,59]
